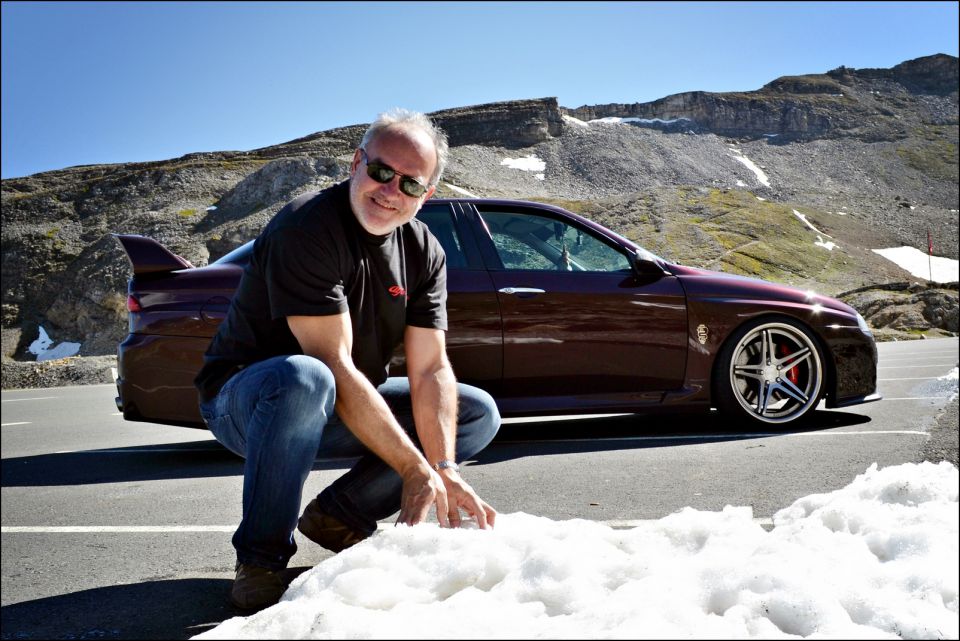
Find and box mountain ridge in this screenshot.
[2,54,957,364]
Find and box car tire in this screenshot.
[713,316,825,426]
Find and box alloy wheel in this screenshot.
[727,322,823,424]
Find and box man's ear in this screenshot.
[423,185,437,201]
[349,149,363,174]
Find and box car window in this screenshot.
[479,210,632,273]
[416,204,467,269]
[213,241,254,266]
[211,206,467,270]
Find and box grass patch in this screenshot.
[896,129,958,182]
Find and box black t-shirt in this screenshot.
[195,180,447,403]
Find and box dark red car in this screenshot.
[115,198,879,428]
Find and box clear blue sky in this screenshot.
[2,1,957,179]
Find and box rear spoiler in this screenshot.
[113,234,194,275]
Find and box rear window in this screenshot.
[213,241,254,266]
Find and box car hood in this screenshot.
[667,263,859,316]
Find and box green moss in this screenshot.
[721,252,763,275]
[665,187,847,284]
[45,227,60,238]
[896,137,958,182]
[713,230,750,250]
[178,209,197,218]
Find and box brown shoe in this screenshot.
[297,498,369,553]
[230,563,286,611]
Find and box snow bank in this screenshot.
[197,462,958,640]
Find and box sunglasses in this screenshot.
[359,149,430,198]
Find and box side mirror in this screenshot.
[632,250,667,281]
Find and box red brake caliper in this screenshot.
[779,343,799,384]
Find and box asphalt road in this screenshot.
[2,337,957,639]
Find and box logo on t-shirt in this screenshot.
[388,285,407,298]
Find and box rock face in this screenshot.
[431,98,565,148]
[563,54,959,142]
[1,56,957,365]
[840,282,960,333]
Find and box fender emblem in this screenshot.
[697,324,709,345]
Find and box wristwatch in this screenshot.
[432,459,460,472]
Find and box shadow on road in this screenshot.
[0,441,357,488]
[1,409,871,487]
[0,566,310,640]
[475,409,873,465]
[1,578,231,640]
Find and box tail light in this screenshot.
[126,294,142,313]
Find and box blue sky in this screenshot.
[2,1,957,179]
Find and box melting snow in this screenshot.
[196,462,959,640]
[791,210,839,251]
[588,116,690,126]
[872,247,960,283]
[444,183,479,198]
[561,114,589,128]
[501,155,546,173]
[27,326,81,362]
[729,149,770,188]
[815,236,837,251]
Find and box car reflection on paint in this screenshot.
[114,198,880,429]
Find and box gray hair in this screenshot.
[359,108,449,186]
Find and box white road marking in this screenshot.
[878,364,957,369]
[602,517,775,529]
[879,376,952,381]
[503,430,927,445]
[2,519,777,534]
[2,526,235,533]
[1,422,31,426]
[54,448,224,454]
[504,414,629,424]
[1,397,56,403]
[47,427,931,456]
[883,396,956,401]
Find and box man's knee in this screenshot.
[265,355,336,413]
[457,384,501,442]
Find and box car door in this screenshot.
[472,205,687,409]
[412,202,503,392]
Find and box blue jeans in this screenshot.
[198,354,501,570]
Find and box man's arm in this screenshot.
[405,325,496,529]
[287,313,449,526]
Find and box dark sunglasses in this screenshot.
[359,149,430,198]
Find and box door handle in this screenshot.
[498,287,546,295]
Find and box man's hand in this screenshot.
[396,464,496,530]
[437,469,497,530]
[397,463,450,527]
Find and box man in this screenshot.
[194,109,501,611]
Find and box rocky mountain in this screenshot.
[2,54,957,367]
